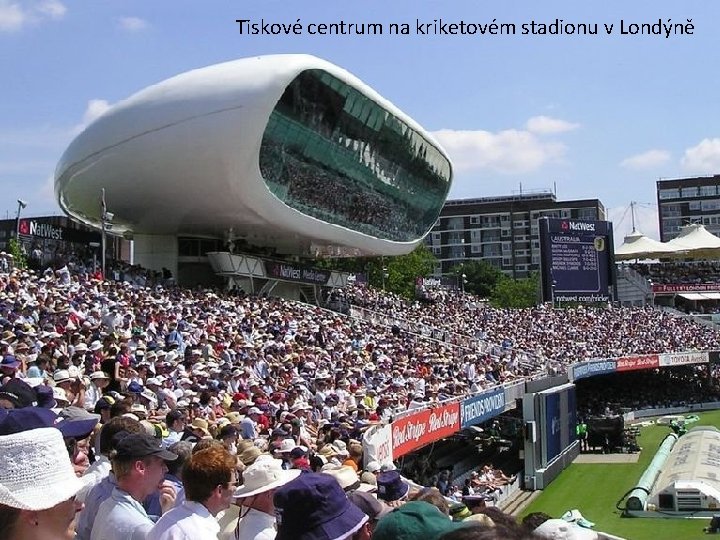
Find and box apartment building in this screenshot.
[427,191,606,277]
[657,175,720,241]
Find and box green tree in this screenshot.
[381,244,437,299]
[8,238,27,269]
[314,244,437,299]
[450,260,503,298]
[490,273,539,308]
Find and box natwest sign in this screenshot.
[391,402,460,458]
[561,220,596,232]
[18,219,63,240]
[264,261,330,285]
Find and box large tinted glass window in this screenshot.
[260,69,451,242]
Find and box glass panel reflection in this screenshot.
[260,69,451,242]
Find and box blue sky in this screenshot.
[2,0,719,241]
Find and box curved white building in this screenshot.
[55,54,453,277]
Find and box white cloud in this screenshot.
[681,138,720,174]
[525,115,580,135]
[36,0,65,19]
[620,149,670,170]
[68,99,111,136]
[82,99,111,125]
[432,128,566,174]
[0,0,65,32]
[118,16,148,32]
[0,1,26,31]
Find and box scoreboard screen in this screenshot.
[539,218,615,304]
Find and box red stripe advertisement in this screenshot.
[391,402,460,459]
[616,354,659,372]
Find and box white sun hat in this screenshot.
[323,465,377,493]
[233,456,301,498]
[276,438,296,454]
[0,427,83,510]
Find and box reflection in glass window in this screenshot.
[259,69,451,242]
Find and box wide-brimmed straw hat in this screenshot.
[322,465,376,493]
[234,456,301,498]
[0,427,84,510]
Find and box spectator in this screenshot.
[90,433,178,540]
[232,455,301,539]
[0,426,84,540]
[372,501,470,540]
[273,472,370,540]
[148,445,237,540]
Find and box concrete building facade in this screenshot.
[427,191,605,277]
[657,175,720,241]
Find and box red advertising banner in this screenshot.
[616,354,659,372]
[391,402,460,459]
[653,284,720,293]
[658,351,709,367]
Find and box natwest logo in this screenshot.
[567,221,595,232]
[28,221,63,240]
[18,219,30,235]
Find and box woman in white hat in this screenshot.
[0,427,84,540]
[84,371,110,412]
[226,456,301,540]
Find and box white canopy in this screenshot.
[615,224,720,260]
[614,230,681,261]
[665,224,720,258]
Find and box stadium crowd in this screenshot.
[0,260,714,538]
[630,261,720,285]
[344,284,720,365]
[577,365,720,417]
[260,141,423,242]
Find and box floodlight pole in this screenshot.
[101,189,107,278]
[15,199,27,239]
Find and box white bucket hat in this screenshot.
[0,427,83,510]
[331,439,350,457]
[234,456,301,498]
[323,465,376,493]
[276,438,296,454]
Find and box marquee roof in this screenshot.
[614,230,680,261]
[615,225,720,260]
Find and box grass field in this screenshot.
[520,411,720,540]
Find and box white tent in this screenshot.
[614,230,681,261]
[665,224,720,258]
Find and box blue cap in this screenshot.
[0,355,20,369]
[0,407,99,438]
[127,381,144,394]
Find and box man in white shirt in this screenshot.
[230,456,301,540]
[84,371,110,411]
[90,433,178,540]
[240,407,261,440]
[148,445,237,540]
[162,408,186,448]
